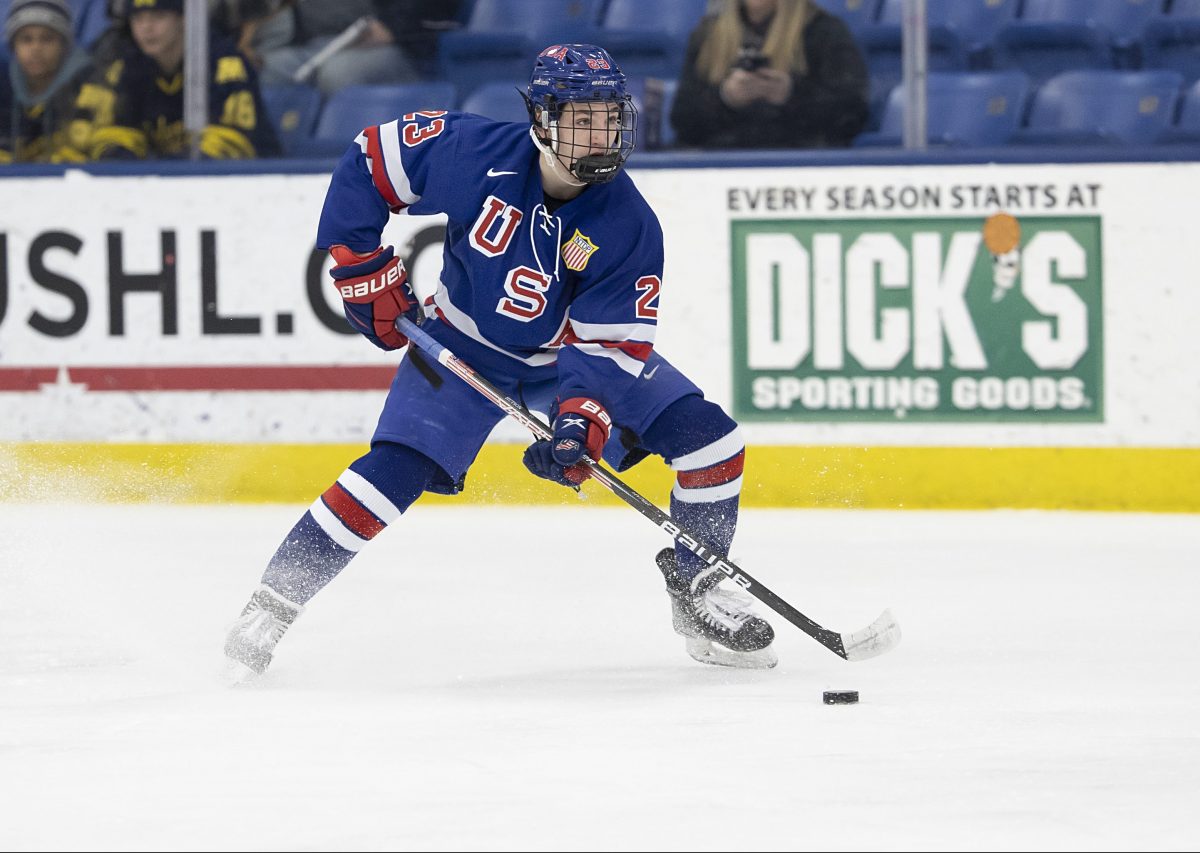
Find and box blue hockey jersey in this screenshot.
[317,110,664,411]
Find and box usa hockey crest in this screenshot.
[561,229,598,271]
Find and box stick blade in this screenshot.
[841,609,901,662]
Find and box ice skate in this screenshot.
[223,585,303,682]
[657,548,777,669]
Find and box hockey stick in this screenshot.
[396,317,900,661]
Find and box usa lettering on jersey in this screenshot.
[324,113,665,388]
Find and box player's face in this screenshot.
[11,25,66,80]
[556,101,621,163]
[130,10,185,64]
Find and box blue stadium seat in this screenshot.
[654,77,679,149]
[874,0,1019,67]
[1011,69,1182,145]
[621,76,677,151]
[857,15,970,109]
[293,82,457,158]
[260,84,322,157]
[460,81,530,123]
[598,0,706,80]
[1157,77,1200,141]
[74,0,110,50]
[1142,0,1200,84]
[1008,0,1165,45]
[438,0,605,99]
[864,77,895,131]
[854,71,1030,147]
[992,28,1112,84]
[822,0,881,34]
[992,0,1163,80]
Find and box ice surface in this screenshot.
[1,504,1197,851]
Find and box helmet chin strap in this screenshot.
[528,125,586,188]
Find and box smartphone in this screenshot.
[735,48,770,72]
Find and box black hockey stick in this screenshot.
[397,317,900,661]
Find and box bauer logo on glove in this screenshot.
[337,260,407,301]
[328,244,420,351]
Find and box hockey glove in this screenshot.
[329,244,419,351]
[523,397,611,486]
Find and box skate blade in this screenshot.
[685,636,778,670]
[223,657,263,687]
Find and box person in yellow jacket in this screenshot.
[66,0,279,160]
[0,0,93,163]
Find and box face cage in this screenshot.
[537,97,637,184]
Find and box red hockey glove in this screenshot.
[329,244,418,351]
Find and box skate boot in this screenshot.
[223,585,304,681]
[656,548,777,669]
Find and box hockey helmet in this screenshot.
[525,44,637,184]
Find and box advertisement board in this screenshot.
[1,163,1196,507]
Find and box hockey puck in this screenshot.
[823,690,859,705]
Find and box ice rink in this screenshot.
[1,503,1197,851]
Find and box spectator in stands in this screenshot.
[0,0,93,163]
[670,0,869,149]
[61,0,279,160]
[239,1,459,96]
[85,1,135,70]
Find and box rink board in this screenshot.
[1,161,1198,509]
[2,442,1197,511]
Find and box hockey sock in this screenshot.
[642,396,744,583]
[261,442,439,603]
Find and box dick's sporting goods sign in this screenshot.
[730,216,1103,422]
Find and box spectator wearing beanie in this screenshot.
[1,0,94,162]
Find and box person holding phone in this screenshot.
[670,0,869,149]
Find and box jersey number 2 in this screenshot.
[635,275,661,319]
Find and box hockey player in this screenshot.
[224,44,776,679]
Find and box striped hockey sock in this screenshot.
[261,468,404,604]
[669,427,745,582]
[260,443,437,603]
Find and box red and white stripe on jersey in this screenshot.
[357,122,421,214]
[670,427,745,504]
[568,319,656,377]
[308,469,403,553]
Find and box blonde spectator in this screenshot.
[670,0,869,149]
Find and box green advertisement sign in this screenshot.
[730,216,1104,422]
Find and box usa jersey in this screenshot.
[317,111,664,412]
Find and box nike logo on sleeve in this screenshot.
[487,168,518,177]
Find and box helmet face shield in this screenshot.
[536,97,637,184]
[526,44,637,184]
